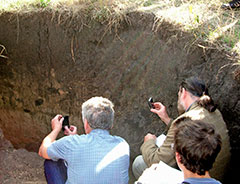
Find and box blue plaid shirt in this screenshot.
[47,129,130,184]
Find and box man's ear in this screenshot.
[181,88,187,99]
[175,152,185,171]
[84,119,92,134]
[175,152,181,164]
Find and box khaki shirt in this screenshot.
[141,102,231,181]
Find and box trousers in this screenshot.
[44,159,67,184]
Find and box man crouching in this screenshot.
[39,97,130,184]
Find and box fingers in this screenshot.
[150,102,165,114]
[58,114,63,121]
[64,125,77,136]
[59,115,64,122]
[150,108,158,114]
[152,102,164,109]
[64,127,71,135]
[150,103,171,125]
[51,114,63,131]
[53,114,63,121]
[144,133,157,142]
[52,114,63,125]
[69,125,77,132]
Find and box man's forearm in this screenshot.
[141,124,178,169]
[38,129,61,159]
[160,116,171,126]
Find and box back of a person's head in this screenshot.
[179,77,216,112]
[174,118,222,175]
[82,97,114,130]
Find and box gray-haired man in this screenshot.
[39,97,130,184]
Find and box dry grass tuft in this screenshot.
[137,0,240,57]
[0,0,239,60]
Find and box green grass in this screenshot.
[0,0,240,59]
[39,0,51,8]
[137,0,240,54]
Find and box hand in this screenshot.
[150,102,171,125]
[144,133,157,142]
[39,114,63,159]
[51,114,63,132]
[64,125,78,136]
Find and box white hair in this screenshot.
[82,97,114,130]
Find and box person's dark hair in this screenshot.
[174,118,222,175]
[179,77,216,112]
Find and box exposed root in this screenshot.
[71,36,76,63]
[0,44,8,59]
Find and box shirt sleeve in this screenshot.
[140,122,177,168]
[47,136,72,161]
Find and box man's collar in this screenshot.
[185,101,198,112]
[90,129,110,135]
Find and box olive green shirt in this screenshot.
[141,102,231,182]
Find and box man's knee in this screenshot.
[132,155,148,179]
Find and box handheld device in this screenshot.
[62,116,70,131]
[148,97,155,109]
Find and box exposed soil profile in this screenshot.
[0,10,239,183]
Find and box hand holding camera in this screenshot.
[51,115,64,131]
[147,97,171,125]
[62,116,78,135]
[51,115,77,135]
[150,101,171,125]
[64,125,78,135]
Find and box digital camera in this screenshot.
[148,97,155,109]
[62,116,70,131]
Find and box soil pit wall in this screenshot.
[0,10,239,182]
